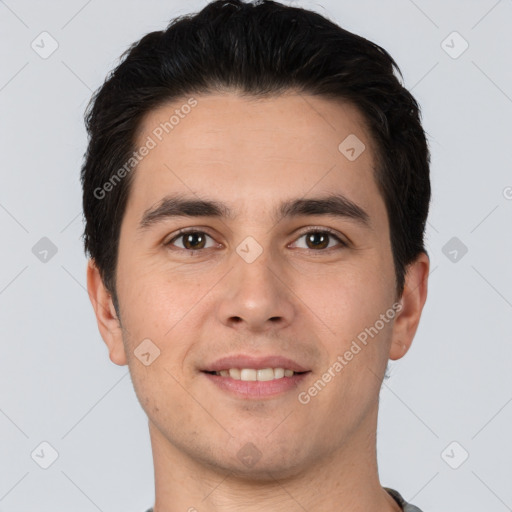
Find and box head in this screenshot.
[83,0,430,480]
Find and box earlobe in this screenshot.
[86,259,128,366]
[389,340,408,361]
[389,252,429,361]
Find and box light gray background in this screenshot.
[1,0,511,511]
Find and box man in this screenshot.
[82,1,430,510]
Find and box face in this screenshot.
[88,92,428,479]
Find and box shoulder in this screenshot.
[384,487,424,512]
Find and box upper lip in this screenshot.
[202,354,310,373]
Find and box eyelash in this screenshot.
[164,227,348,253]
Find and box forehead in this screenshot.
[125,92,386,228]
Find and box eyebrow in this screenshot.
[137,192,372,232]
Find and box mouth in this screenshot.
[200,354,311,399]
[202,368,309,381]
[201,368,311,399]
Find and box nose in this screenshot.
[215,248,296,333]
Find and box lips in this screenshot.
[201,354,310,373]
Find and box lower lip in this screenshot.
[201,371,310,399]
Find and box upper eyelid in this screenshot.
[167,229,218,248]
[291,228,348,248]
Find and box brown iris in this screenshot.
[182,232,207,250]
[305,231,330,250]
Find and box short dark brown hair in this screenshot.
[81,0,431,314]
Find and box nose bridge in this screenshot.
[216,236,295,331]
[234,239,278,291]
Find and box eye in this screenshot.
[290,228,348,251]
[165,229,217,251]
[164,227,348,253]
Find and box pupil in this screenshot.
[185,232,205,250]
[308,232,328,249]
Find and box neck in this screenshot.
[149,407,400,512]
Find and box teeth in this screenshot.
[213,368,298,380]
[274,368,285,379]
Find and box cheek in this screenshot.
[117,267,211,379]
[294,260,396,373]
[297,263,386,326]
[117,261,188,336]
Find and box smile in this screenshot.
[206,367,304,381]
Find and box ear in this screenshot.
[86,259,128,366]
[389,251,429,360]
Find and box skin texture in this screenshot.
[87,92,429,512]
